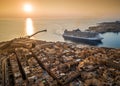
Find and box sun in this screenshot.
[24,4,32,13]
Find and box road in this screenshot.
[1,58,8,86]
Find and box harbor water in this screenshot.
[0,18,120,48]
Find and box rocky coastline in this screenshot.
[0,38,120,86]
[86,21,120,33]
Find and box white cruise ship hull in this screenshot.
[63,34,103,41]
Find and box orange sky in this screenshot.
[0,0,120,18]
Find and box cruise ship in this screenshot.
[63,29,103,41]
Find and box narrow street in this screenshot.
[2,58,7,86]
[1,55,9,86]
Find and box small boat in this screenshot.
[63,29,103,42]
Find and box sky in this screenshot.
[0,0,120,19]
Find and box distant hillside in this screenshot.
[86,21,120,33]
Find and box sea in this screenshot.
[0,18,120,48]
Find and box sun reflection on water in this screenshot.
[26,18,34,35]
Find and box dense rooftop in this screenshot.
[0,38,120,86]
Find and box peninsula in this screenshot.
[86,21,120,33]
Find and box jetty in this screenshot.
[26,29,47,38]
